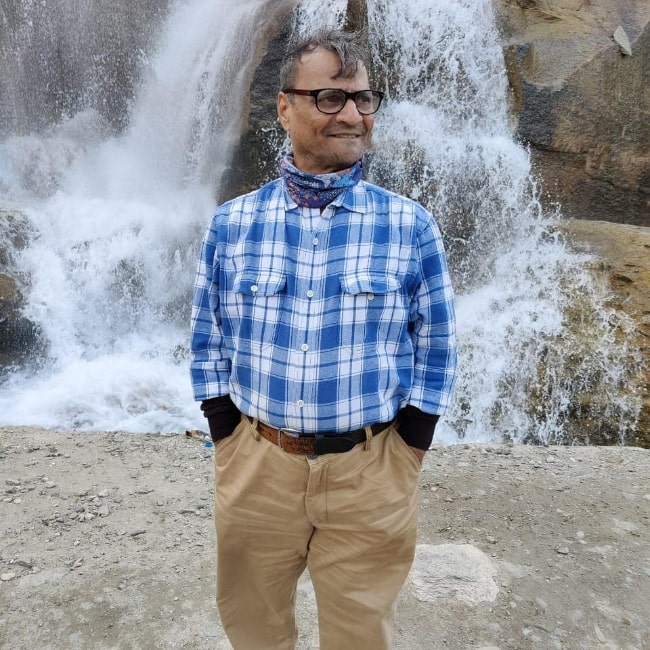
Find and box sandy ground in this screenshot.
[0,427,648,650]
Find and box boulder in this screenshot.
[496,0,650,226]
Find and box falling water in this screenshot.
[360,0,641,443]
[0,0,300,431]
[0,0,641,441]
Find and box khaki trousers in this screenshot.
[213,417,420,650]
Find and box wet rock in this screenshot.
[0,208,46,371]
[561,220,650,448]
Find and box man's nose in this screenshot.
[336,97,364,122]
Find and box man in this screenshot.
[190,28,457,650]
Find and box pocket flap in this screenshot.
[234,271,286,296]
[339,273,400,295]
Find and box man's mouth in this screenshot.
[329,133,364,138]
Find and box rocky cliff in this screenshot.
[0,209,45,372]
[496,0,650,226]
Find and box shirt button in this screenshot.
[300,343,309,352]
[367,293,375,301]
[250,284,259,293]
[312,237,319,246]
[297,400,305,408]
[306,290,314,298]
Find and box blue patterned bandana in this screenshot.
[279,154,363,208]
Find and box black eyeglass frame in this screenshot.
[282,88,385,115]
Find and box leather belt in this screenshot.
[250,418,393,456]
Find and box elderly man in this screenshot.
[190,27,457,650]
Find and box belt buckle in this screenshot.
[277,427,301,450]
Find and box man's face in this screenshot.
[277,47,375,174]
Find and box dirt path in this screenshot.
[1,428,648,649]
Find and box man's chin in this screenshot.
[297,147,367,174]
[333,158,361,171]
[330,149,367,171]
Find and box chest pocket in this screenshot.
[232,270,286,344]
[338,273,404,348]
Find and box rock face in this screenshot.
[562,219,650,447]
[496,0,650,226]
[220,8,295,201]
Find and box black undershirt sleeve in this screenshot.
[397,405,440,450]
[201,395,241,443]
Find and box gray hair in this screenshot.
[279,28,369,90]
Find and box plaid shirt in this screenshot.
[190,178,457,433]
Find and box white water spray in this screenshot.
[0,0,297,431]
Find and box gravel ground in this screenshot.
[1,427,648,649]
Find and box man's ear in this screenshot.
[277,92,291,133]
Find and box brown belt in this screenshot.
[251,418,393,456]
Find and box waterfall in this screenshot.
[361,0,641,443]
[0,0,640,441]
[0,0,299,431]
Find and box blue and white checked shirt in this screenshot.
[190,177,457,433]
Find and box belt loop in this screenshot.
[363,425,373,451]
[250,417,261,441]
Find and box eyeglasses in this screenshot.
[282,88,384,115]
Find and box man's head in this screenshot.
[277,29,382,174]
